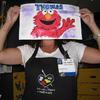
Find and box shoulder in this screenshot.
[17,44,35,65]
[63,41,87,51]
[17,44,35,53]
[62,41,87,63]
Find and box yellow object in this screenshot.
[13,72,25,100]
[77,68,100,100]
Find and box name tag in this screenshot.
[57,58,77,77]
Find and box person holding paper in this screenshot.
[0,5,100,100]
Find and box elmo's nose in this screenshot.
[45,13,52,20]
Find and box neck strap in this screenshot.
[32,43,39,58]
[58,44,70,59]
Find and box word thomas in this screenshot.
[35,4,63,10]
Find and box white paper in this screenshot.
[19,3,82,40]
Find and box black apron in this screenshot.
[22,45,77,100]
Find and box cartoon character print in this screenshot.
[31,10,75,38]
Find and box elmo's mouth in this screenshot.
[40,19,55,25]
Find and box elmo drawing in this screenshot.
[31,10,75,38]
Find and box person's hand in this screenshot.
[6,6,20,26]
[80,8,95,28]
[80,8,100,40]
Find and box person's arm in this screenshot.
[0,6,20,51]
[79,8,100,64]
[80,8,100,48]
[0,6,23,65]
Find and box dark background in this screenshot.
[0,0,100,100]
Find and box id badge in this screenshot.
[57,58,77,77]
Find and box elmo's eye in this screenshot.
[42,10,47,15]
[48,10,54,14]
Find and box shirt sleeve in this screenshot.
[17,45,34,66]
[63,41,86,66]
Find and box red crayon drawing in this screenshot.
[31,10,75,38]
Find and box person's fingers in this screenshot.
[80,8,92,15]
